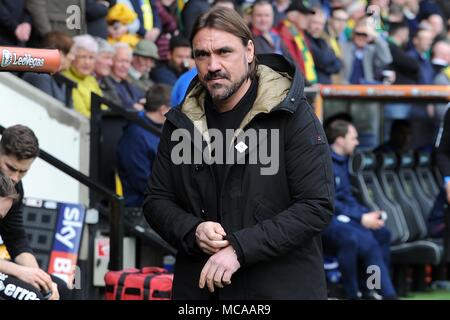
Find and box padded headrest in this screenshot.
[415,151,431,167]
[351,151,376,173]
[398,151,415,168]
[375,152,397,170]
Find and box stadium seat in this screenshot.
[350,152,406,245]
[398,151,434,222]
[415,151,440,198]
[351,151,442,266]
[376,152,427,241]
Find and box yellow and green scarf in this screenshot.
[442,66,450,81]
[141,0,154,30]
[284,20,317,84]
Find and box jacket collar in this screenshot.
[165,54,304,132]
[64,66,90,81]
[330,149,348,163]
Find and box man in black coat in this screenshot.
[437,105,450,204]
[143,7,334,300]
[305,8,342,84]
[0,0,32,46]
[387,21,420,85]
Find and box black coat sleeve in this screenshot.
[228,100,334,267]
[390,43,420,79]
[437,107,450,178]
[0,0,19,33]
[143,122,204,256]
[85,0,109,20]
[309,37,342,75]
[0,183,33,260]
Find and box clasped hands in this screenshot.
[195,221,240,292]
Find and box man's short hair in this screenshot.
[0,125,39,160]
[323,112,353,129]
[330,7,347,18]
[169,35,191,53]
[144,84,172,112]
[251,0,272,12]
[324,119,352,144]
[389,21,409,36]
[213,0,236,9]
[412,26,432,39]
[42,31,74,55]
[0,171,19,201]
[191,7,257,80]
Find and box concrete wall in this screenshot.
[0,72,90,206]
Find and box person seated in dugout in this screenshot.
[322,118,397,300]
[0,171,53,300]
[0,125,79,300]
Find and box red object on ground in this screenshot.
[105,267,173,300]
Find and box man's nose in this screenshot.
[207,55,221,72]
[10,173,20,184]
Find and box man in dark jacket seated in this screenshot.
[0,125,79,300]
[323,118,397,300]
[117,84,171,207]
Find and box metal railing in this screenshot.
[89,93,166,268]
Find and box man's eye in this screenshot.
[195,52,208,58]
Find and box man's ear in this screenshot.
[159,104,169,115]
[246,40,255,64]
[335,136,345,146]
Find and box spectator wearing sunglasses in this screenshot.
[340,17,392,84]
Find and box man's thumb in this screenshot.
[214,224,226,236]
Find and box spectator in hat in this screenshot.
[129,40,160,92]
[276,0,318,85]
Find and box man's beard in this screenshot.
[203,70,249,101]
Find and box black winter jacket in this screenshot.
[0,182,33,259]
[144,54,334,299]
[438,107,450,177]
[0,0,31,45]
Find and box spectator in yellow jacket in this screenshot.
[62,35,103,117]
